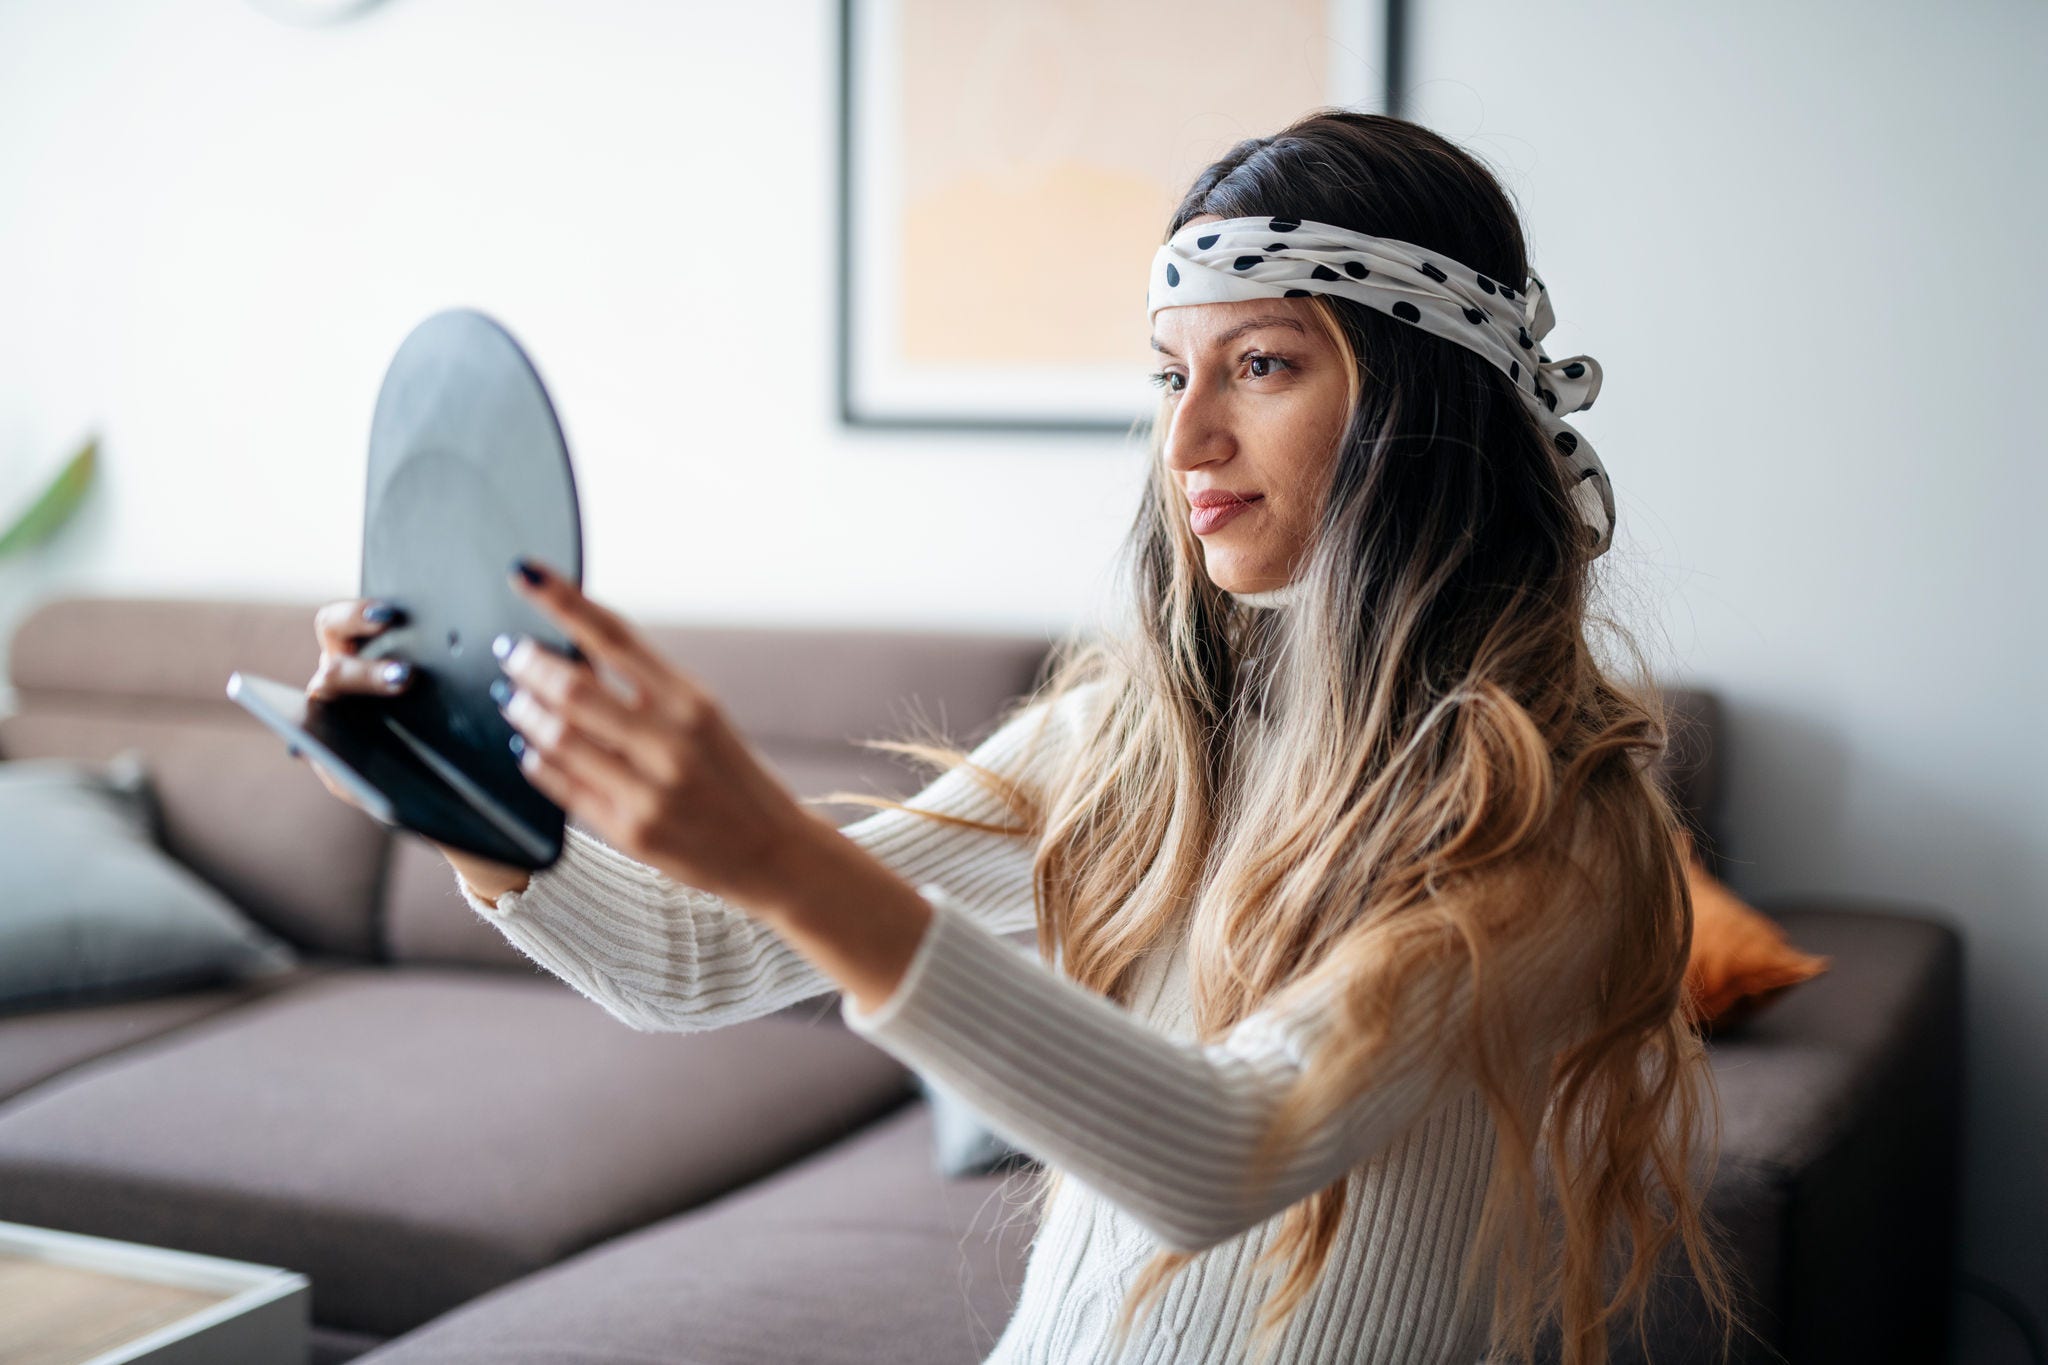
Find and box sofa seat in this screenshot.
[0,959,346,1103]
[359,905,1961,1365]
[355,1099,1035,1365]
[0,966,915,1340]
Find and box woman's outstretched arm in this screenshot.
[830,872,1603,1255]
[451,682,1098,1032]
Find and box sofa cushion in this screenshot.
[0,751,302,1012]
[354,1100,1035,1365]
[0,960,343,1104]
[377,834,531,972]
[0,966,915,1340]
[1,596,391,958]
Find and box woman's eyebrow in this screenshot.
[1149,315,1308,357]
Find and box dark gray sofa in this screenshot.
[0,595,1962,1364]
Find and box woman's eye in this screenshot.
[1147,355,1288,393]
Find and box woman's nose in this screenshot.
[1161,382,1230,472]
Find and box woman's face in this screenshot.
[1150,214,1353,594]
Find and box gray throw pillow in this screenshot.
[0,750,299,1013]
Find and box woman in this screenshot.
[307,110,1749,1365]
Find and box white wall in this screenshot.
[1406,1,2048,1355]
[0,0,1146,662]
[1,0,2042,1354]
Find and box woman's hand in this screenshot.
[492,558,833,915]
[305,596,530,896]
[301,596,415,822]
[495,556,937,1012]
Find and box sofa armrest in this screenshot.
[1549,901,1964,1363]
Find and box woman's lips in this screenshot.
[1190,495,1262,535]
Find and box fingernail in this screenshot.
[492,633,517,661]
[364,601,407,625]
[287,743,302,759]
[381,660,413,685]
[508,734,526,756]
[489,677,512,705]
[509,557,545,587]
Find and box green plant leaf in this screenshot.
[0,438,97,559]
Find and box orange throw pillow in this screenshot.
[1676,829,1832,1033]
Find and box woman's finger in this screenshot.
[311,652,416,701]
[494,637,644,756]
[507,560,673,702]
[315,598,408,657]
[507,692,654,816]
[513,737,615,825]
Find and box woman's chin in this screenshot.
[1202,550,1256,587]
[1206,559,1281,597]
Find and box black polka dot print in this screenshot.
[1145,215,1613,559]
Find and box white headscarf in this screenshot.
[1148,215,1614,559]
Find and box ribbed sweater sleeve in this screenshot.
[451,683,1096,1033]
[840,867,1601,1256]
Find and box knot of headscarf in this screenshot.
[1147,216,1614,558]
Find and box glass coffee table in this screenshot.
[0,1219,308,1364]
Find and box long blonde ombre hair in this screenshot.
[826,111,1755,1365]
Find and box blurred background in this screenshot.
[0,2,2040,1359]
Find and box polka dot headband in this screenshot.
[1147,216,1615,558]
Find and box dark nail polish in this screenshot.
[364,601,406,626]
[287,744,302,759]
[508,734,526,756]
[381,660,413,685]
[489,677,512,705]
[511,557,544,586]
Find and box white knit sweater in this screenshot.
[454,680,1595,1364]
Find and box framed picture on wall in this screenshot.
[836,0,1403,433]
